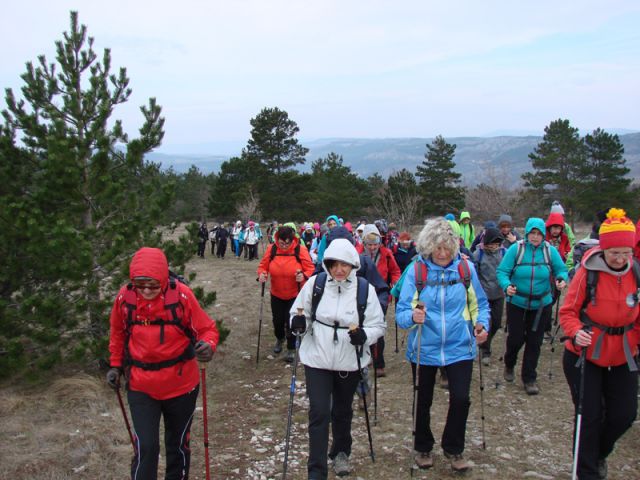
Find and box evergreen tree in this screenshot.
[245,107,309,174]
[415,135,465,215]
[309,152,369,218]
[578,128,633,218]
[0,12,194,377]
[208,153,264,219]
[522,119,586,217]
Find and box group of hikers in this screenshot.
[107,203,639,480]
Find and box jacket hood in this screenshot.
[545,212,565,228]
[483,227,504,245]
[325,214,340,226]
[459,211,471,221]
[524,217,546,237]
[497,214,513,227]
[129,247,169,287]
[326,226,355,246]
[484,221,497,229]
[583,247,632,276]
[322,238,361,273]
[362,224,381,241]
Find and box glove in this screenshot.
[195,340,214,362]
[106,367,122,389]
[348,327,367,346]
[291,315,307,334]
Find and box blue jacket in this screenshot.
[396,254,490,367]
[496,217,568,310]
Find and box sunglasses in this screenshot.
[134,283,162,291]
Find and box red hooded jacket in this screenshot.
[545,212,571,261]
[560,248,640,368]
[355,244,401,286]
[108,248,219,400]
[257,233,315,300]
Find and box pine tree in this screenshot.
[578,128,633,218]
[415,135,465,215]
[245,107,309,175]
[0,12,186,376]
[521,119,586,217]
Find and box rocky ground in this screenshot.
[1,239,639,479]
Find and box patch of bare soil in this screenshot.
[1,239,639,479]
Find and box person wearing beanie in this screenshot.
[106,247,219,479]
[459,211,476,250]
[355,224,401,377]
[497,214,521,248]
[472,227,506,365]
[496,217,568,395]
[559,208,640,480]
[470,220,496,253]
[549,201,575,247]
[393,231,417,274]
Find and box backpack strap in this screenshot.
[458,257,471,290]
[271,243,302,264]
[356,276,369,328]
[311,272,328,323]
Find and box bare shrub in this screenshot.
[375,186,421,231]
[236,188,262,223]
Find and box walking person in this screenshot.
[396,217,490,472]
[560,208,639,480]
[472,227,506,365]
[496,217,569,395]
[459,211,476,250]
[216,223,229,259]
[290,238,386,479]
[106,247,219,480]
[231,220,243,258]
[197,222,208,258]
[208,224,218,256]
[356,224,401,377]
[244,221,260,260]
[393,231,417,274]
[258,225,315,362]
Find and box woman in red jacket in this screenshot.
[258,225,315,362]
[106,247,219,480]
[356,224,401,376]
[560,209,640,480]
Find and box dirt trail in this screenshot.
[1,241,639,479]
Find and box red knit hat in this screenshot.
[599,208,636,250]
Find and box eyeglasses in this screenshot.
[604,250,633,259]
[134,283,162,291]
[278,239,293,247]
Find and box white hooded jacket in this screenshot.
[290,239,386,371]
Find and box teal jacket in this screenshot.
[496,217,568,310]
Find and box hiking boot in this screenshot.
[333,452,350,477]
[284,349,295,363]
[524,381,539,395]
[444,451,471,473]
[273,339,283,354]
[414,451,434,469]
[481,355,490,367]
[375,368,386,378]
[439,371,449,390]
[598,457,608,479]
[503,366,515,383]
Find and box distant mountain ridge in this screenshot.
[150,133,640,185]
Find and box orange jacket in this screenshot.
[560,249,640,368]
[257,236,315,300]
[108,248,219,400]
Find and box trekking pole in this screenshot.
[477,354,487,450]
[373,344,378,426]
[393,298,399,354]
[410,304,424,478]
[256,281,266,365]
[571,337,589,480]
[199,362,211,480]
[115,381,136,454]
[350,324,375,463]
[548,298,562,380]
[282,310,303,479]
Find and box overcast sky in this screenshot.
[1,1,639,154]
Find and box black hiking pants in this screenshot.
[210,239,216,255]
[480,297,505,356]
[504,302,551,383]
[127,386,199,480]
[216,238,227,258]
[563,350,638,480]
[271,295,296,350]
[305,366,361,480]
[412,359,473,455]
[197,241,206,258]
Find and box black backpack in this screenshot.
[270,243,301,263]
[310,272,369,330]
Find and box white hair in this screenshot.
[416,217,460,258]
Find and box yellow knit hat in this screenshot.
[598,208,635,249]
